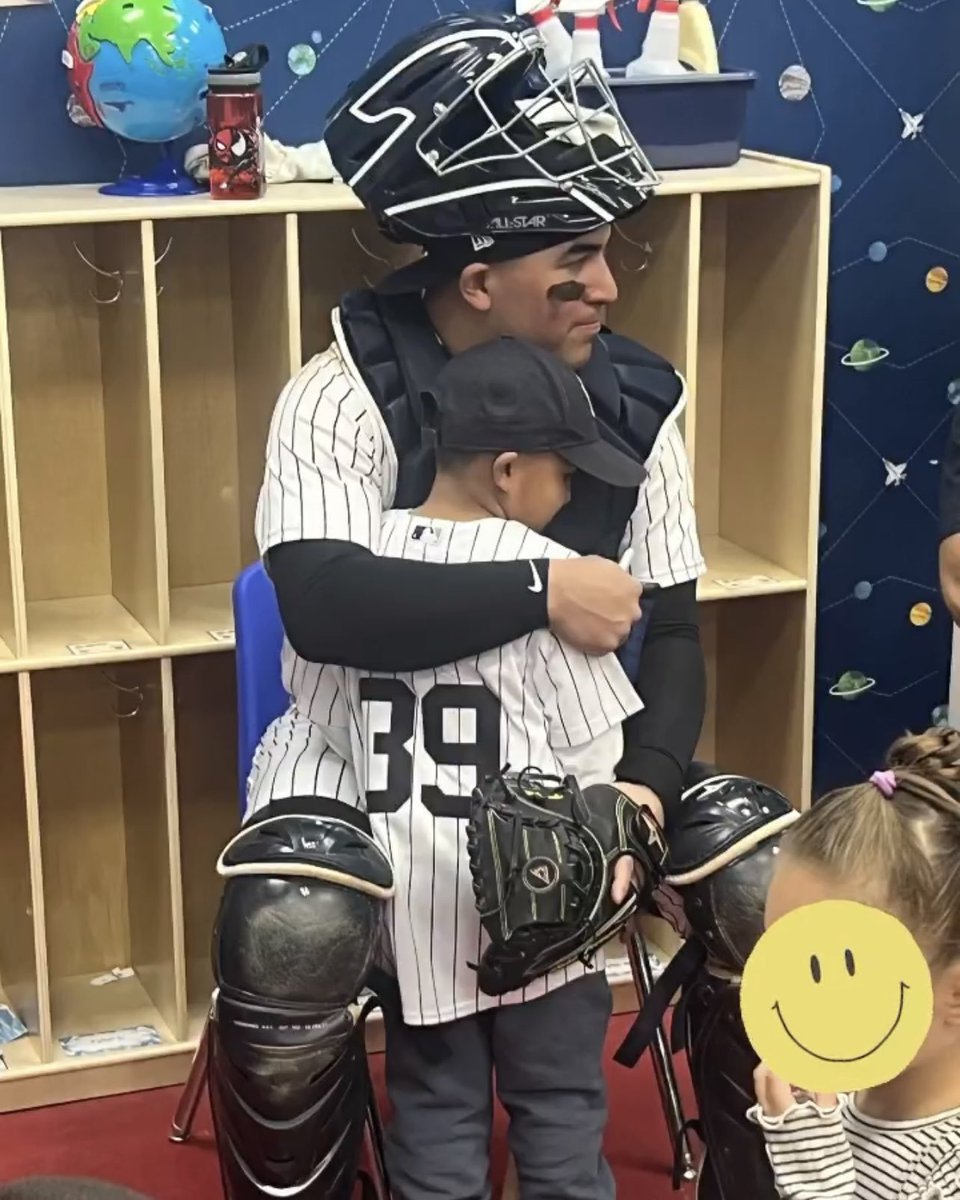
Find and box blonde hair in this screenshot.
[782,726,960,967]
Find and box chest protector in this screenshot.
[337,288,682,562]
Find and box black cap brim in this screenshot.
[560,437,646,488]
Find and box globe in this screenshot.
[64,0,227,144]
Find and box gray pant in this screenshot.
[382,973,615,1200]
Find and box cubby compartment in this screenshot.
[698,590,810,805]
[3,224,162,665]
[31,662,179,1060]
[0,675,43,1071]
[172,654,238,1038]
[298,210,419,363]
[0,154,828,1108]
[694,187,823,600]
[609,194,695,381]
[155,215,294,651]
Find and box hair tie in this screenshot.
[870,769,897,798]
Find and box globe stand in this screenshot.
[100,142,203,198]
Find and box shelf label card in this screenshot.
[67,638,131,656]
[208,628,234,643]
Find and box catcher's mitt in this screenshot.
[466,767,668,996]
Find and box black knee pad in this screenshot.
[208,800,394,1200]
[616,774,797,1196]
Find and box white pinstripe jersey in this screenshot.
[247,312,704,830]
[328,510,642,1023]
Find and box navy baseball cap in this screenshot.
[424,337,646,489]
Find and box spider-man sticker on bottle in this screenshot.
[206,44,269,200]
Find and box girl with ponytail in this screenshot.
[748,726,960,1198]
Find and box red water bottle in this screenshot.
[206,45,269,200]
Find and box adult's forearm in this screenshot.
[616,580,705,816]
[266,539,549,671]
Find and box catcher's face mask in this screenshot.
[410,27,659,226]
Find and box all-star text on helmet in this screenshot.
[323,11,660,246]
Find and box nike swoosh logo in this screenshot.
[528,562,543,593]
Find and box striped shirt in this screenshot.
[748,1095,960,1199]
[246,317,703,817]
[328,510,643,1024]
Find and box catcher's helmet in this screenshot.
[323,11,659,245]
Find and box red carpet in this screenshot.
[0,1015,699,1198]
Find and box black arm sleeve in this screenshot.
[940,405,960,540]
[266,539,550,672]
[615,579,705,819]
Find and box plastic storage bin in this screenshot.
[603,68,758,170]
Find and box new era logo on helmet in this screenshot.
[489,215,548,232]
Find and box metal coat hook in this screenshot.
[613,224,653,274]
[352,225,395,289]
[351,226,392,266]
[154,236,173,298]
[73,241,124,305]
[100,670,143,720]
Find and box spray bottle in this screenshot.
[519,0,573,81]
[558,0,607,73]
[626,0,685,77]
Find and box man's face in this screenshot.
[482,228,618,369]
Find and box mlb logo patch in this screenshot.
[410,523,442,545]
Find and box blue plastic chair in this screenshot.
[231,560,291,813]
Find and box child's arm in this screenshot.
[531,632,642,761]
[554,727,627,789]
[747,1066,856,1200]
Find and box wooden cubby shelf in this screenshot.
[0,151,829,1111]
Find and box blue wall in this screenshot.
[4,0,960,794]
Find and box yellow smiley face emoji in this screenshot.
[740,899,934,1093]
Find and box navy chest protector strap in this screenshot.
[336,286,682,561]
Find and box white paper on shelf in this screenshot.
[66,639,130,656]
[59,1025,162,1057]
[711,574,778,590]
[89,966,135,986]
[0,1004,27,1044]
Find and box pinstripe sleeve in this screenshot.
[532,633,643,750]
[620,420,705,588]
[255,346,392,555]
[747,1101,856,1199]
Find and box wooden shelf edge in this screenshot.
[0,1041,197,1113]
[697,534,807,602]
[0,153,823,230]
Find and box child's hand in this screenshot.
[611,855,635,904]
[610,782,664,905]
[753,1064,837,1118]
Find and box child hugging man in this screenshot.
[330,336,654,1200]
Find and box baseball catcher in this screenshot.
[207,800,394,1200]
[467,767,668,996]
[614,772,800,1199]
